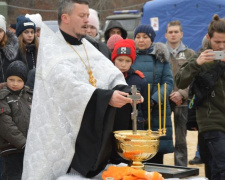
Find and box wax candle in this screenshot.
[158,83,161,130]
[164,83,167,130]
[148,84,151,131]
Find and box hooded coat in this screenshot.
[0,86,32,156]
[0,31,26,83]
[104,20,127,42]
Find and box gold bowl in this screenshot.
[114,130,160,169]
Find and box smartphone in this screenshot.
[213,51,225,60]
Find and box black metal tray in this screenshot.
[144,163,199,179]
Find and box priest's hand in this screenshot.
[134,93,144,105]
[109,90,132,108]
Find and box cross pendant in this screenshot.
[88,70,97,87]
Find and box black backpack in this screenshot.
[187,61,225,130]
[188,61,225,109]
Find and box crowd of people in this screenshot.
[0,0,225,179]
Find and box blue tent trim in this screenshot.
[141,0,225,51]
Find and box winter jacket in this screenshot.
[167,41,195,106]
[0,86,32,156]
[132,42,174,154]
[0,30,26,83]
[175,47,225,134]
[85,35,111,60]
[26,68,36,91]
[104,20,127,42]
[26,44,36,70]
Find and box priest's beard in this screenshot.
[76,33,86,40]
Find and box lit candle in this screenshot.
[148,84,151,131]
[158,83,161,130]
[164,83,167,131]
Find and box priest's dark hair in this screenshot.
[58,0,89,25]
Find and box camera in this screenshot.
[213,51,225,60]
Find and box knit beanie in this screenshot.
[16,15,36,37]
[134,24,156,42]
[111,39,136,63]
[25,13,42,28]
[107,34,123,51]
[10,23,16,30]
[0,15,6,33]
[6,61,28,83]
[88,9,100,32]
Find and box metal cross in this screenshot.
[128,85,141,134]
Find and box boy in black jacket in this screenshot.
[111,39,148,130]
[0,61,32,180]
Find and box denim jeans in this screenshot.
[173,106,188,166]
[200,131,225,180]
[1,153,24,180]
[195,143,200,158]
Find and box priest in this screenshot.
[21,0,142,180]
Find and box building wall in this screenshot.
[0,2,8,20]
[2,0,149,28]
[4,0,58,25]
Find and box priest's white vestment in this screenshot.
[22,23,127,180]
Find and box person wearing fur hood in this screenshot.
[0,15,26,84]
[132,24,174,164]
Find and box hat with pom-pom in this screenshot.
[25,13,42,28]
[88,9,100,32]
[0,15,6,33]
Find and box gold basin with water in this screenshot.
[114,130,160,169]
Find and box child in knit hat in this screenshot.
[0,60,32,180]
[16,15,39,70]
[111,39,148,129]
